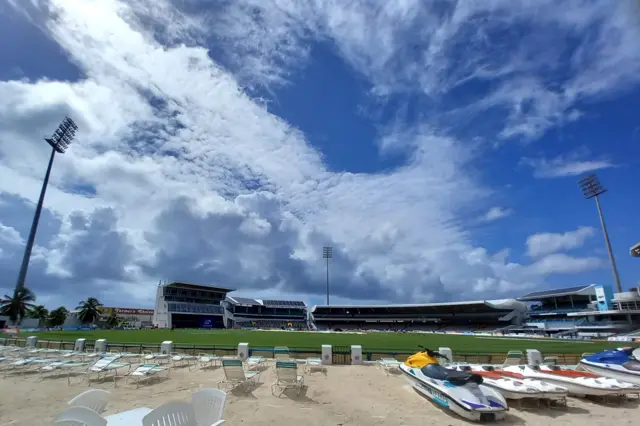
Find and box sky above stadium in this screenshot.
[0,0,639,310]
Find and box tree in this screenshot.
[105,313,119,329]
[0,287,36,324]
[47,307,69,327]
[28,305,49,326]
[76,297,103,324]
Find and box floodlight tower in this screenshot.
[14,117,78,290]
[578,174,622,293]
[322,246,333,305]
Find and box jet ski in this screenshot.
[455,365,567,401]
[579,347,640,386]
[538,364,640,395]
[502,364,624,396]
[399,347,508,421]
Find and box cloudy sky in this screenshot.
[1,0,639,310]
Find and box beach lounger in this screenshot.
[217,359,259,393]
[271,361,304,397]
[273,346,290,360]
[68,389,111,414]
[304,357,326,374]
[377,358,401,375]
[245,356,266,370]
[172,353,197,368]
[141,350,171,364]
[71,356,131,386]
[192,389,227,426]
[125,363,170,388]
[193,353,220,371]
[39,360,90,379]
[1,356,49,376]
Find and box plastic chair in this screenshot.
[142,401,197,426]
[191,389,226,426]
[68,389,111,414]
[53,406,107,426]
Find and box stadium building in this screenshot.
[514,284,640,338]
[153,282,231,329]
[223,296,308,330]
[311,299,527,333]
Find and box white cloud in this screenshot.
[527,253,604,275]
[0,0,633,308]
[482,207,513,222]
[521,149,616,178]
[526,227,596,258]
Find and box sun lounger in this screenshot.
[194,353,220,371]
[171,353,197,368]
[1,357,50,376]
[125,364,170,388]
[304,357,326,373]
[245,356,266,370]
[141,350,171,364]
[39,360,90,379]
[71,356,131,385]
[377,358,401,375]
[271,361,304,397]
[217,359,259,393]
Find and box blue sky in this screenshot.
[0,0,639,310]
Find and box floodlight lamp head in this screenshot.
[45,116,78,153]
[631,242,640,258]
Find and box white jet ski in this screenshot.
[579,347,640,386]
[539,364,640,395]
[502,364,624,396]
[455,365,566,401]
[400,347,508,421]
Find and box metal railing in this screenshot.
[0,337,587,366]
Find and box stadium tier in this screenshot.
[310,300,527,333]
[513,284,640,338]
[224,296,308,330]
[153,282,231,329]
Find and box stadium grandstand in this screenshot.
[310,299,527,333]
[513,284,640,338]
[223,296,308,330]
[153,282,231,329]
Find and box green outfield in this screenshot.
[10,329,626,354]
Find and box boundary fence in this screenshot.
[0,337,586,366]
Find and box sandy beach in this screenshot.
[1,362,638,426]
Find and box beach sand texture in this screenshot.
[0,362,638,426]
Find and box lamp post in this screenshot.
[578,174,622,293]
[14,117,78,290]
[322,246,332,305]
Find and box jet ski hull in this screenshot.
[400,364,507,421]
[454,366,560,400]
[579,360,640,386]
[503,365,623,396]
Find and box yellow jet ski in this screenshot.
[399,347,508,421]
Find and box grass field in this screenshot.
[7,329,626,354]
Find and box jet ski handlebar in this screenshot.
[417,345,451,361]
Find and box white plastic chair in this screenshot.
[142,401,197,426]
[53,406,107,426]
[68,389,111,414]
[191,389,226,426]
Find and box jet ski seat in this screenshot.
[623,360,640,371]
[421,364,483,386]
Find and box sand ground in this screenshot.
[0,361,638,426]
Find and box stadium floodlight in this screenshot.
[14,117,78,290]
[322,246,333,305]
[631,242,640,258]
[578,174,622,293]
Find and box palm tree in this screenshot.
[105,313,119,329]
[76,297,103,324]
[28,305,49,326]
[48,306,69,327]
[0,287,36,324]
